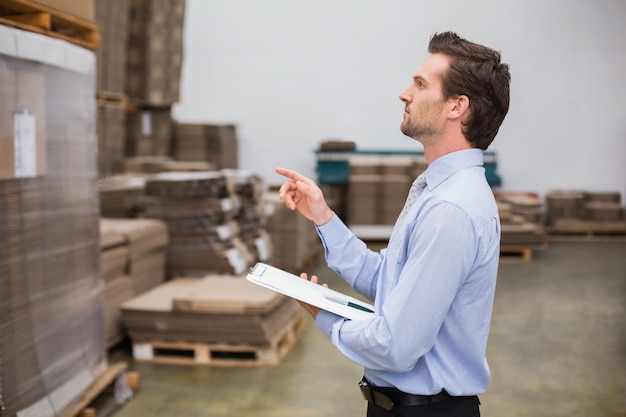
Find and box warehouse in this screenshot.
[1,0,625,416]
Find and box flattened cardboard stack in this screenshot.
[498,193,544,224]
[100,218,169,346]
[124,155,215,174]
[95,0,130,94]
[121,276,306,366]
[262,191,322,274]
[546,190,626,234]
[123,0,185,159]
[125,106,173,157]
[95,0,131,177]
[97,100,127,176]
[499,214,547,247]
[125,0,185,105]
[545,190,587,226]
[100,218,169,295]
[1,26,106,417]
[174,123,239,169]
[348,155,427,226]
[141,170,271,277]
[98,174,148,218]
[226,170,273,266]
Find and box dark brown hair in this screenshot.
[428,31,510,150]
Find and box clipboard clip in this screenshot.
[249,263,266,276]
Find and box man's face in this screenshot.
[399,53,450,144]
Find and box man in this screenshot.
[277,31,510,417]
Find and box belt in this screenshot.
[358,378,451,411]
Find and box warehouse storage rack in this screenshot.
[315,148,502,186]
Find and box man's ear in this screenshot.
[448,95,470,120]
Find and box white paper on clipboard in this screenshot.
[246,262,375,321]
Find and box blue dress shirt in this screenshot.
[315,148,500,396]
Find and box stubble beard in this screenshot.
[400,101,444,144]
[400,118,439,144]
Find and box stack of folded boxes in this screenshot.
[174,123,240,170]
[95,0,131,176]
[226,170,273,266]
[262,191,322,274]
[120,275,306,366]
[545,190,587,226]
[348,156,383,225]
[348,155,427,226]
[496,194,547,248]
[124,156,215,174]
[99,217,169,346]
[1,23,106,417]
[545,190,626,232]
[141,170,271,277]
[124,0,186,158]
[582,192,624,221]
[98,174,148,218]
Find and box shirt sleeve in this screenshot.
[316,214,384,301]
[316,202,480,372]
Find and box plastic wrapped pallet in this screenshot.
[0,25,106,417]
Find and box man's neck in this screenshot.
[423,141,473,164]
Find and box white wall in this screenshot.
[173,0,626,201]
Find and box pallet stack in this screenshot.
[124,0,185,159]
[140,170,272,277]
[121,275,307,367]
[174,123,240,170]
[262,191,323,274]
[100,218,169,347]
[347,155,427,226]
[95,0,131,176]
[0,13,108,417]
[545,190,626,236]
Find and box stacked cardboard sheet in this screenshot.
[120,276,304,345]
[124,155,215,173]
[174,123,239,169]
[545,190,586,225]
[141,170,270,277]
[500,223,547,246]
[98,174,148,218]
[262,192,322,274]
[546,190,625,227]
[125,0,185,105]
[125,106,173,157]
[348,156,425,226]
[0,25,105,417]
[99,217,169,346]
[498,194,544,224]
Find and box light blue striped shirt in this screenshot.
[315,148,500,396]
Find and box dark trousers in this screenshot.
[366,395,480,417]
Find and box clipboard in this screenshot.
[246,262,375,321]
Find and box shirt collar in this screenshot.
[424,149,484,190]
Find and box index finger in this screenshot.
[275,167,314,185]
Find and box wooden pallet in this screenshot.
[546,219,626,239]
[500,244,545,262]
[0,0,99,49]
[62,362,139,417]
[132,313,308,367]
[96,91,129,107]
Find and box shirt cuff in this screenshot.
[316,309,343,337]
[315,213,350,247]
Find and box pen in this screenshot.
[323,293,374,313]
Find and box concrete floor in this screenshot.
[110,239,626,417]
